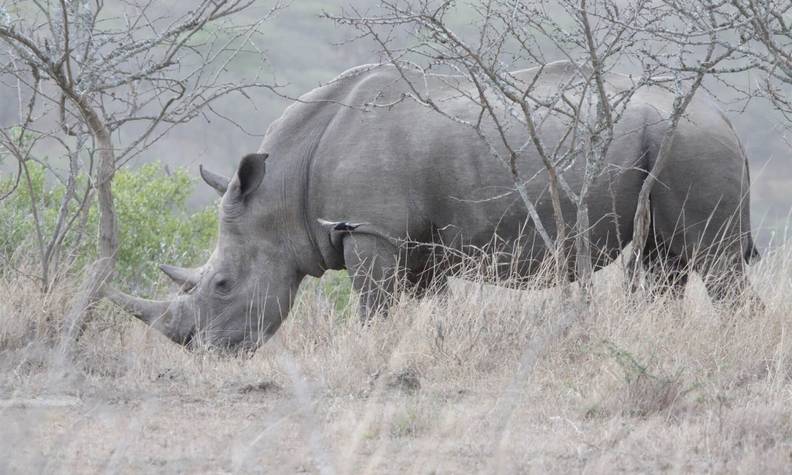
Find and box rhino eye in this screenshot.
[213,276,233,294]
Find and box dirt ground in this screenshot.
[3,360,792,474]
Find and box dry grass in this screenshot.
[2,245,792,473]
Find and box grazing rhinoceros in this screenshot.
[106,61,759,350]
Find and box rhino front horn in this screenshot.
[160,264,201,291]
[103,286,195,345]
[199,165,230,196]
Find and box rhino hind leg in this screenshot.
[644,262,689,299]
[640,230,689,299]
[700,248,765,314]
[406,257,449,299]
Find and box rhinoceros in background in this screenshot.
[106,61,759,350]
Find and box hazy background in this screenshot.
[2,0,790,244]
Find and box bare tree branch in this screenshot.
[0,0,282,330]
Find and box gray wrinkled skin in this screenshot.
[107,61,758,350]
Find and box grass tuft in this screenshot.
[2,244,792,472]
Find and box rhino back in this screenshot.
[258,62,748,274]
[259,63,649,269]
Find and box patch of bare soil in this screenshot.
[4,377,792,474]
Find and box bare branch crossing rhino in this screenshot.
[106,62,760,350]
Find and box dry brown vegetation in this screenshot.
[2,243,792,474]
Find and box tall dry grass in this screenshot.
[1,243,792,473]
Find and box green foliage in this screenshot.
[293,271,355,321]
[0,165,41,257]
[0,162,217,290]
[110,163,218,290]
[320,270,354,317]
[0,163,84,260]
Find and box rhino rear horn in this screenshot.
[159,264,201,291]
[199,165,230,196]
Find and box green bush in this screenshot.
[0,162,218,291]
[320,270,355,317]
[0,163,54,257]
[110,163,217,290]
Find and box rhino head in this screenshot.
[105,153,302,351]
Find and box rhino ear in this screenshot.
[233,153,268,201]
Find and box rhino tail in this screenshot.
[744,232,760,264]
[737,137,759,265]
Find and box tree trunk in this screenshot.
[60,104,117,352]
[95,131,118,272]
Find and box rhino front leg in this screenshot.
[343,234,400,322]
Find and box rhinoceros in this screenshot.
[106,61,759,350]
